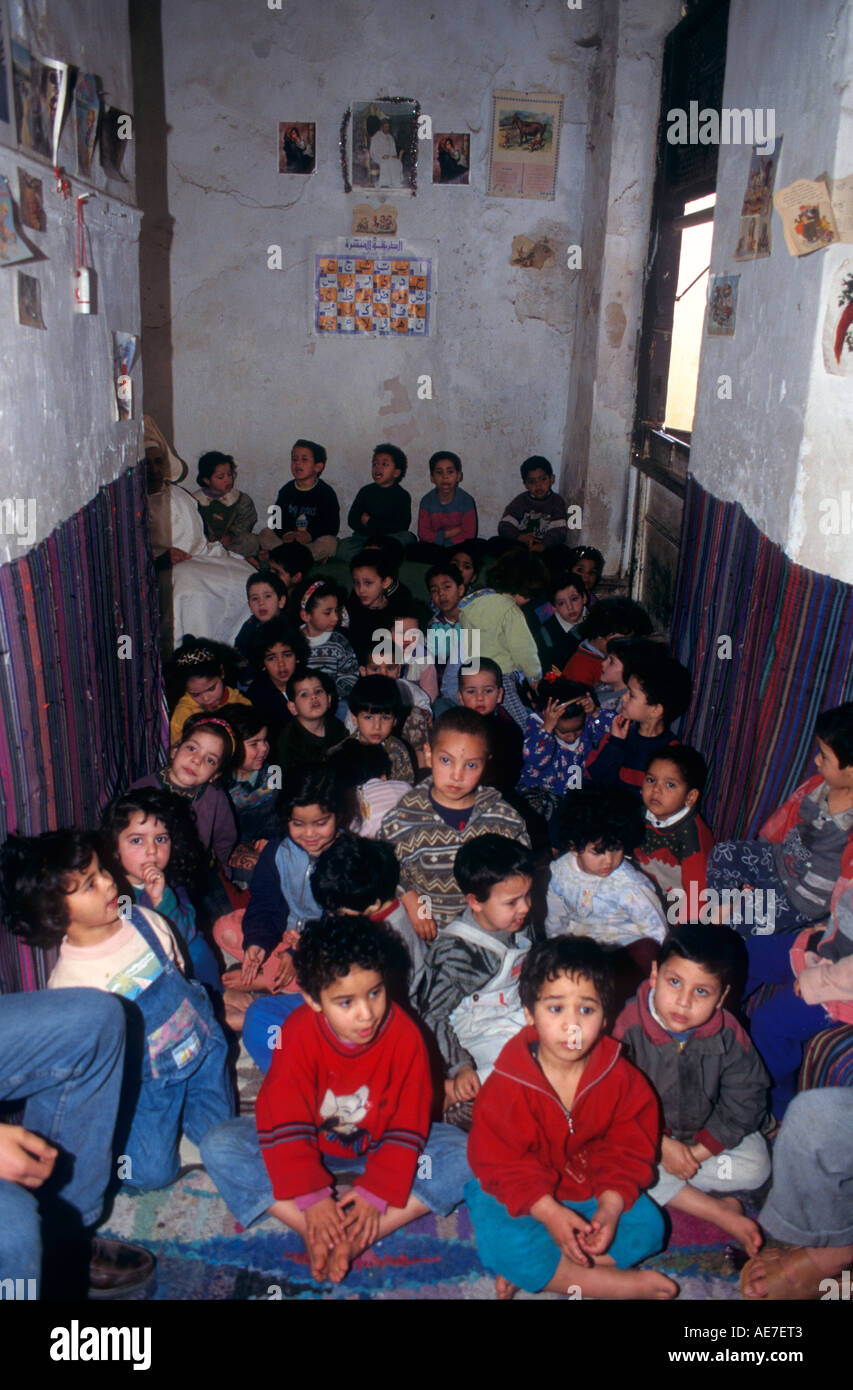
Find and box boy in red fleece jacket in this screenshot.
[465,936,676,1299]
[200,915,470,1284]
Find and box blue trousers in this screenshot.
[243,994,305,1073]
[745,932,828,1120]
[0,989,126,1291]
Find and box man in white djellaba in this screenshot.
[369,117,404,188]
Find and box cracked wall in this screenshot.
[148,0,595,535]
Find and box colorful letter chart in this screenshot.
[313,239,434,336]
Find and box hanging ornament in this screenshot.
[73,193,96,313]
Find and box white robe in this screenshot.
[369,129,404,187]
[153,483,253,647]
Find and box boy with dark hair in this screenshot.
[246,616,307,742]
[417,835,534,1131]
[199,915,471,1284]
[346,548,414,657]
[266,539,312,599]
[266,439,340,562]
[339,443,414,561]
[497,454,569,552]
[614,924,770,1253]
[563,597,654,685]
[585,644,691,801]
[457,658,524,797]
[379,707,530,942]
[347,674,415,784]
[414,450,478,560]
[546,785,667,947]
[465,936,674,1300]
[635,745,716,913]
[518,677,597,820]
[276,667,348,768]
[707,701,853,935]
[234,570,288,659]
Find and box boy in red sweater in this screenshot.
[200,915,470,1284]
[635,745,716,918]
[465,936,676,1299]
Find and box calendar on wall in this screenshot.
[311,237,436,337]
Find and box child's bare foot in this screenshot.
[327,1239,352,1283]
[495,1274,517,1300]
[546,1263,678,1299]
[307,1235,330,1283]
[717,1196,763,1255]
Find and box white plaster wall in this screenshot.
[0,0,139,556]
[157,0,594,535]
[690,0,853,584]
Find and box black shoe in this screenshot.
[88,1237,157,1300]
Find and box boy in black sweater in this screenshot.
[339,443,414,561]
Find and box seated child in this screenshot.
[390,611,439,706]
[634,745,715,913]
[707,701,853,936]
[168,639,250,745]
[221,704,279,880]
[298,579,358,703]
[263,438,340,562]
[327,740,409,839]
[275,668,348,770]
[487,547,553,671]
[346,674,415,784]
[346,548,401,659]
[563,597,652,686]
[193,450,260,557]
[545,785,667,948]
[465,936,673,1299]
[234,570,288,660]
[449,539,483,594]
[614,924,770,1253]
[99,787,220,996]
[427,561,466,699]
[593,634,633,716]
[1,830,234,1195]
[517,677,597,821]
[133,711,239,886]
[379,707,530,941]
[744,877,853,1119]
[418,835,534,1130]
[585,643,691,801]
[265,540,311,611]
[566,544,604,608]
[457,658,524,798]
[339,443,414,561]
[457,566,542,729]
[216,765,340,1020]
[497,454,569,553]
[199,916,471,1284]
[538,572,586,673]
[246,616,307,743]
[413,450,477,560]
[357,640,432,769]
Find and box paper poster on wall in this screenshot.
[0,173,32,265]
[816,171,853,243]
[11,39,49,156]
[75,73,100,176]
[351,203,397,233]
[706,273,739,337]
[773,179,838,256]
[17,271,44,328]
[349,100,418,194]
[278,122,315,174]
[100,107,130,181]
[18,169,45,231]
[433,133,469,185]
[734,136,781,261]
[0,2,14,143]
[112,332,138,421]
[822,259,853,376]
[486,90,563,200]
[311,236,435,337]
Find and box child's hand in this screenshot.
[253,839,269,853]
[542,697,570,734]
[293,529,312,546]
[272,950,295,992]
[453,1065,481,1102]
[531,1196,593,1266]
[337,1190,380,1252]
[241,944,266,987]
[577,694,595,714]
[360,512,371,526]
[661,1135,699,1180]
[549,665,563,677]
[610,712,631,740]
[169,547,191,565]
[414,915,438,942]
[792,978,802,997]
[578,1191,623,1256]
[229,844,259,872]
[257,549,270,565]
[139,863,166,906]
[304,1195,348,1253]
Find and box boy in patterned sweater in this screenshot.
[379,707,530,943]
[634,745,715,917]
[497,454,569,552]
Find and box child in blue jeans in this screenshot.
[2,829,234,1195]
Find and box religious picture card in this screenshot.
[11,38,50,157]
[487,90,563,200]
[278,122,315,174]
[433,133,469,185]
[735,136,782,261]
[706,273,739,337]
[350,100,418,195]
[112,331,138,421]
[75,72,100,177]
[18,169,45,232]
[17,271,44,328]
[773,178,839,256]
[0,173,32,266]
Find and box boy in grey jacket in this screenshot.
[613,923,771,1256]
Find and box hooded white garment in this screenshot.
[143,415,253,646]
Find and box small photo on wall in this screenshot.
[706,273,739,337]
[278,122,315,174]
[17,271,45,328]
[75,72,100,176]
[433,133,469,185]
[18,169,45,231]
[350,99,417,194]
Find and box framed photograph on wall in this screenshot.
[349,99,418,195]
[486,89,563,200]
